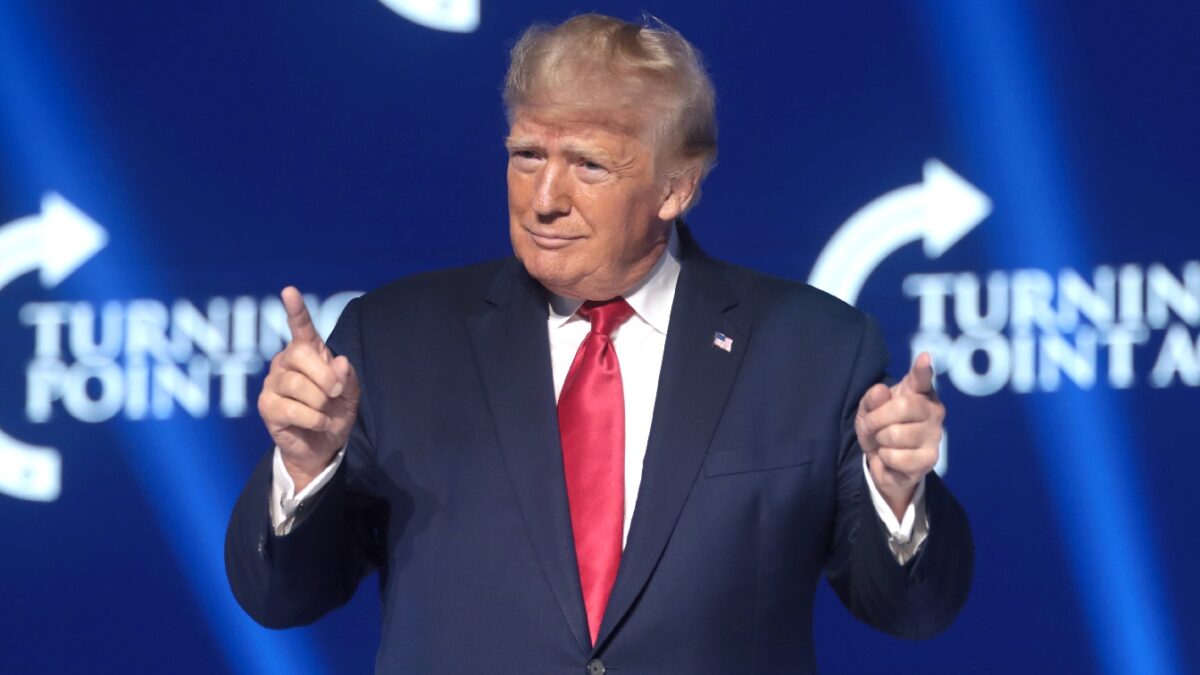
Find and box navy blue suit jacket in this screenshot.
[226,231,973,673]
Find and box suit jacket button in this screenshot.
[586,659,605,674]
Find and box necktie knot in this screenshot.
[578,298,634,337]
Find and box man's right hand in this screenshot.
[258,286,361,492]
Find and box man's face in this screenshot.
[506,103,683,300]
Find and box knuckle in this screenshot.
[854,415,873,441]
[289,341,313,362]
[875,427,894,448]
[320,370,340,393]
[879,447,899,468]
[318,369,337,389]
[281,370,305,393]
[271,370,290,393]
[932,425,945,445]
[932,404,946,424]
[913,427,933,448]
[878,428,897,448]
[262,397,287,425]
[909,429,927,448]
[287,334,311,353]
[879,448,900,470]
[285,345,306,368]
[923,446,939,466]
[907,453,930,475]
[283,400,305,425]
[887,449,913,473]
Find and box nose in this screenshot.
[532,162,571,217]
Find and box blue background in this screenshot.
[1,1,1197,673]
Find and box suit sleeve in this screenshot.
[225,297,387,628]
[823,315,974,639]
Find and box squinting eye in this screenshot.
[510,150,541,171]
[576,161,608,183]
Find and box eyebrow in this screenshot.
[503,136,621,166]
[559,140,610,160]
[504,136,540,151]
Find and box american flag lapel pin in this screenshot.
[712,331,733,352]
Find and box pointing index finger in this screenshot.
[281,286,321,346]
[904,352,936,395]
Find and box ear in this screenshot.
[657,163,702,221]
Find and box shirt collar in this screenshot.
[547,224,681,335]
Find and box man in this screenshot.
[226,14,972,674]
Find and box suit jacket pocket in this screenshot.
[703,439,816,477]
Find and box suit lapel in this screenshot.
[466,259,592,653]
[595,236,751,650]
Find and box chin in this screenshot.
[516,251,577,294]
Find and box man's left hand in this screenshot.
[856,352,944,520]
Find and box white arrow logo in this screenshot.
[377,0,480,33]
[808,160,989,478]
[807,159,991,305]
[0,192,107,502]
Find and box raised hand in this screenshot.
[257,286,360,491]
[855,352,944,519]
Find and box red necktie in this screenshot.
[558,297,635,646]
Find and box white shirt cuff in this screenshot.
[269,446,346,535]
[862,455,929,565]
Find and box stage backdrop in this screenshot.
[2,1,1196,673]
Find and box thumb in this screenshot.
[857,383,890,455]
[859,383,892,415]
[332,355,361,404]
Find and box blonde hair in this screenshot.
[503,13,718,177]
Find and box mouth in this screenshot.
[525,228,583,250]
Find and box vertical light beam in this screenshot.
[0,2,333,673]
[914,1,1183,674]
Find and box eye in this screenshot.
[509,149,541,171]
[576,159,609,182]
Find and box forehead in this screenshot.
[507,103,656,148]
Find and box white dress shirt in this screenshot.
[271,226,928,562]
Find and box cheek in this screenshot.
[573,186,623,233]
[597,189,657,242]
[506,170,525,208]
